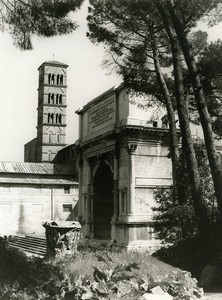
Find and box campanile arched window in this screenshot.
[59,94,62,104]
[48,74,51,84]
[60,75,63,85]
[51,74,55,84]
[51,93,54,104]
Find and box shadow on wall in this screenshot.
[66,202,78,221]
[17,203,26,235]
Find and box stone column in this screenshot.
[113,149,119,221]
[126,144,137,214]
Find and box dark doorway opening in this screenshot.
[93,160,114,239]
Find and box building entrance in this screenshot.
[93,160,114,239]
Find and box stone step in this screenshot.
[12,236,46,246]
[8,239,46,251]
[8,243,46,256]
[8,235,47,257]
[25,235,46,242]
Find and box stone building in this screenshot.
[0,161,78,236]
[0,61,78,237]
[76,84,173,250]
[24,60,68,163]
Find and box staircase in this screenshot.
[8,235,47,257]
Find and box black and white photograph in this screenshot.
[0,1,222,299]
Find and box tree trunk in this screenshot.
[152,44,180,203]
[156,2,210,236]
[168,2,222,216]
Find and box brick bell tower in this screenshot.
[36,61,68,162]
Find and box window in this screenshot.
[51,93,54,104]
[48,93,51,103]
[57,134,60,143]
[64,186,70,194]
[60,75,63,85]
[48,113,54,123]
[48,74,51,84]
[59,94,62,104]
[56,94,59,104]
[57,74,60,85]
[51,74,55,84]
[153,121,158,128]
[63,204,72,212]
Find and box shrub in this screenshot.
[152,139,217,246]
[152,188,198,245]
[62,252,203,300]
[0,237,66,299]
[0,238,203,299]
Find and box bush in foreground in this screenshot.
[0,238,203,299]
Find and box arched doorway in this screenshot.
[93,160,114,239]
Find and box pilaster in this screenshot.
[126,144,137,215]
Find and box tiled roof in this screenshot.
[0,177,78,185]
[38,61,68,69]
[0,162,59,175]
[45,60,67,65]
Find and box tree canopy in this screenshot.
[0,0,84,49]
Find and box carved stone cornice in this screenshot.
[126,144,137,154]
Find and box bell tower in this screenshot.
[36,61,68,162]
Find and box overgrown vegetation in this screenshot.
[152,140,219,276]
[0,237,203,299]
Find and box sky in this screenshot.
[0,2,222,162]
[0,1,121,162]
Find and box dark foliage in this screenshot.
[152,139,217,245]
[0,237,65,299]
[0,0,83,49]
[153,238,211,279]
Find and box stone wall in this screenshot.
[0,184,78,236]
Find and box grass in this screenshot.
[54,248,177,283]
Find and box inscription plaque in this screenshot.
[88,97,115,132]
